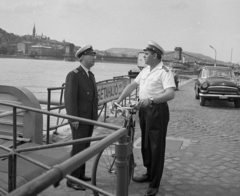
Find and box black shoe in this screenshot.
[66,181,86,191]
[145,188,158,196]
[79,175,91,181]
[132,174,150,183]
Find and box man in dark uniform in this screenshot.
[114,41,175,196]
[64,45,98,190]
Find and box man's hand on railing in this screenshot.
[110,101,125,117]
[110,101,117,114]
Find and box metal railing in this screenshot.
[41,76,138,144]
[0,101,131,196]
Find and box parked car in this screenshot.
[194,66,240,108]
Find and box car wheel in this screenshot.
[195,89,200,100]
[200,96,205,106]
[234,100,240,108]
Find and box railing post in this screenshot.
[47,89,51,144]
[8,154,13,192]
[8,107,17,191]
[129,77,132,104]
[115,133,129,196]
[13,107,17,150]
[103,103,107,122]
[54,85,64,134]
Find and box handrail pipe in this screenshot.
[6,127,127,196]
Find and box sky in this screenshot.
[0,0,240,63]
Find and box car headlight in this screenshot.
[237,83,240,89]
[201,82,208,89]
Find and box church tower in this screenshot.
[33,24,36,37]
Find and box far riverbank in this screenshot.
[0,54,137,64]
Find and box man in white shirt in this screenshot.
[115,41,175,196]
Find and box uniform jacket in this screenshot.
[64,66,98,122]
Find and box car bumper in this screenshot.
[199,93,240,99]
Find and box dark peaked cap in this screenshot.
[75,45,96,58]
[143,40,165,55]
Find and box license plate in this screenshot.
[219,95,228,99]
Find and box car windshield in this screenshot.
[202,69,234,78]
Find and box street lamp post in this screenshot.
[209,45,217,66]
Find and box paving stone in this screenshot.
[222,162,237,168]
[221,157,233,161]
[183,168,195,173]
[199,169,211,174]
[206,172,219,178]
[228,168,240,174]
[203,176,221,184]
[175,184,191,191]
[172,190,186,196]
[165,165,176,170]
[166,180,181,186]
[229,188,240,194]
[202,190,217,196]
[216,165,228,170]
[161,185,175,191]
[219,176,237,184]
[181,173,194,178]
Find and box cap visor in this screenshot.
[85,51,96,55]
[143,48,151,51]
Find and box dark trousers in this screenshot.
[175,80,179,89]
[139,103,169,188]
[70,123,94,179]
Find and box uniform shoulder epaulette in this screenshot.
[162,65,169,72]
[72,68,79,73]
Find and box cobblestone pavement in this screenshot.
[40,79,240,196]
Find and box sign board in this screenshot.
[97,79,130,105]
[137,52,146,70]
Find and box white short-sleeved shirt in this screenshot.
[134,62,175,100]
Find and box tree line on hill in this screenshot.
[0,28,139,58]
[0,27,239,69]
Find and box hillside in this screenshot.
[105,48,142,57]
[0,28,21,44]
[106,48,216,63]
[0,27,237,67]
[0,27,216,60]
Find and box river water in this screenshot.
[0,58,138,101]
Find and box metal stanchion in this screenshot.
[103,103,107,122]
[46,89,51,144]
[115,134,129,196]
[8,107,17,191]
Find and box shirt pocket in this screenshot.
[147,77,161,90]
[139,75,145,86]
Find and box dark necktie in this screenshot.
[88,71,94,89]
[88,71,92,80]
